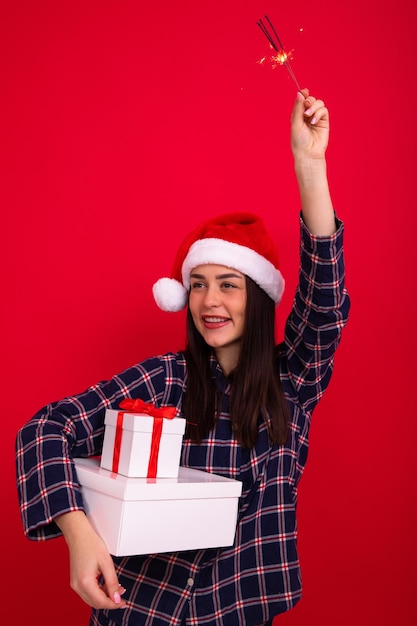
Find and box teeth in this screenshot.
[204,317,227,323]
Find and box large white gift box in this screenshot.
[100,403,185,478]
[75,458,243,556]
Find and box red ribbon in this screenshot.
[112,411,125,474]
[112,398,176,477]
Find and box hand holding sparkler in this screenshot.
[291,89,330,161]
[290,90,335,237]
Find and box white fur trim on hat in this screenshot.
[182,238,285,304]
[152,277,188,312]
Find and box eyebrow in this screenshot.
[190,272,244,280]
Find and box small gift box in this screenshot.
[75,457,243,556]
[100,398,185,478]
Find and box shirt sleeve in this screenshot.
[15,354,186,541]
[282,216,350,412]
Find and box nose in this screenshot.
[203,284,221,308]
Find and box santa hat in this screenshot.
[152,212,285,312]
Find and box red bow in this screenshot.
[112,399,176,478]
[119,398,176,420]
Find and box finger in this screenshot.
[91,585,127,610]
[304,98,323,116]
[294,88,310,106]
[101,582,127,595]
[101,582,127,604]
[304,95,316,108]
[73,574,127,609]
[72,579,116,609]
[304,99,327,117]
[99,558,128,607]
[304,100,328,125]
[291,89,308,124]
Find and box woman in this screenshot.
[16,89,350,625]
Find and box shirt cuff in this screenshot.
[299,213,344,252]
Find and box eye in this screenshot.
[190,281,206,290]
[221,282,236,289]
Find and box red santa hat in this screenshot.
[152,212,285,312]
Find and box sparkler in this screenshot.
[256,15,301,91]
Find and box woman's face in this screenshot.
[188,264,247,373]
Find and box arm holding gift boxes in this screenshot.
[15,354,187,609]
[16,91,349,625]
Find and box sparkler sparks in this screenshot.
[256,15,301,91]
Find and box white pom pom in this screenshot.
[152,278,188,312]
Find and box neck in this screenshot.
[214,346,240,377]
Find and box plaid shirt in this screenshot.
[16,219,350,626]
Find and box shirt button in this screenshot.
[187,577,194,587]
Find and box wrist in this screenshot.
[294,156,328,188]
[56,510,91,541]
[294,154,326,172]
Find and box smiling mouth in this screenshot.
[202,316,230,328]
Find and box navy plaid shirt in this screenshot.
[16,219,350,626]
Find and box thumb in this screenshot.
[100,558,126,606]
[292,89,309,120]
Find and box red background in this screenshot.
[2,0,416,624]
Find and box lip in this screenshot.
[202,316,231,329]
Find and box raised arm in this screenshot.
[291,89,336,236]
[282,90,350,411]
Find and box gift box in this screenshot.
[74,457,243,556]
[100,399,185,478]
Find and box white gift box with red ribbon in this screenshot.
[74,457,243,556]
[100,399,186,478]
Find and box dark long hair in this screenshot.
[183,276,290,448]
